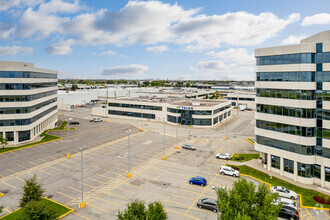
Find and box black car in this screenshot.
[197,198,218,213]
[278,205,299,220]
[69,121,79,125]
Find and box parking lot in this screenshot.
[0,109,328,220]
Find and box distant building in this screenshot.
[0,61,58,145]
[255,31,330,189]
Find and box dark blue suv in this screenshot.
[189,176,207,187]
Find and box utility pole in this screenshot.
[163,118,166,160]
[140,106,143,132]
[80,146,86,208]
[176,117,178,149]
[67,118,71,158]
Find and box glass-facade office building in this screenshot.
[255,31,330,188]
[0,61,58,145]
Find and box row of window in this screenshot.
[257,120,314,137]
[0,90,57,102]
[0,82,57,90]
[0,106,57,126]
[108,103,162,111]
[315,52,330,63]
[257,53,315,66]
[167,112,230,126]
[257,135,330,158]
[0,98,57,114]
[257,88,315,100]
[257,104,315,119]
[108,110,155,119]
[226,97,255,101]
[213,105,231,115]
[256,72,315,82]
[271,156,323,179]
[0,71,57,79]
[167,108,212,115]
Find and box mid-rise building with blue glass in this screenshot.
[255,31,330,189]
[0,61,58,145]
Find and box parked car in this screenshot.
[278,205,299,220]
[90,118,103,122]
[182,144,196,150]
[65,118,73,122]
[215,153,231,160]
[273,198,297,210]
[189,176,207,187]
[271,186,298,200]
[197,198,218,213]
[69,121,79,125]
[219,166,240,177]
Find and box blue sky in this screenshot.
[1,0,330,80]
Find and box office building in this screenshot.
[255,31,330,188]
[0,61,58,145]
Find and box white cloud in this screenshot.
[101,64,148,77]
[0,23,14,39]
[0,0,42,11]
[281,35,307,45]
[58,70,86,79]
[146,45,168,53]
[195,48,255,80]
[63,1,299,50]
[0,45,33,55]
[302,13,330,26]
[176,74,190,80]
[15,0,83,39]
[46,39,75,54]
[100,50,115,55]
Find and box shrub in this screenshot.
[24,200,57,220]
[313,195,330,205]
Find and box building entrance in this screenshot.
[181,110,193,125]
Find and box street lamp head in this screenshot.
[80,146,86,151]
[126,129,131,133]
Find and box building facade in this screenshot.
[255,31,330,188]
[93,98,232,128]
[0,61,58,145]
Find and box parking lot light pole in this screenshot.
[80,146,86,208]
[127,130,131,177]
[67,118,71,158]
[163,118,166,160]
[176,118,179,149]
[140,106,143,132]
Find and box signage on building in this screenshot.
[177,106,193,110]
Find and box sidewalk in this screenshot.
[229,159,330,195]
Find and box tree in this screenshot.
[0,135,8,150]
[0,205,4,214]
[215,90,220,99]
[211,93,216,99]
[71,84,78,91]
[205,93,209,99]
[216,177,281,220]
[20,174,45,207]
[24,200,56,220]
[117,199,167,220]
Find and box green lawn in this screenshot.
[228,165,330,209]
[231,153,260,162]
[1,198,71,219]
[52,121,67,130]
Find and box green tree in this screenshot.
[117,199,167,220]
[71,84,78,91]
[216,178,281,220]
[0,135,8,150]
[24,200,57,220]
[19,174,45,207]
[205,93,209,99]
[211,93,216,99]
[215,90,220,99]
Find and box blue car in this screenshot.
[189,176,207,187]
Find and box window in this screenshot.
[109,103,162,111]
[271,155,280,169]
[284,159,294,174]
[5,131,14,141]
[0,71,57,79]
[109,110,155,119]
[18,130,30,142]
[326,167,330,182]
[193,118,212,126]
[257,53,315,66]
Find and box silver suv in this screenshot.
[182,144,196,150]
[219,166,240,177]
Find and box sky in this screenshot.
[1,0,330,80]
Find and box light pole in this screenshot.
[162,118,166,160]
[80,146,86,208]
[176,117,179,149]
[66,118,71,158]
[225,113,228,140]
[140,106,143,132]
[127,130,131,177]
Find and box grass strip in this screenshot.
[231,153,260,162]
[227,165,330,209]
[0,198,71,219]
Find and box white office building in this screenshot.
[255,31,330,188]
[0,61,58,145]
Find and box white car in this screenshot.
[182,144,196,150]
[215,153,231,160]
[273,198,297,210]
[271,186,298,200]
[219,166,240,177]
[93,118,103,122]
